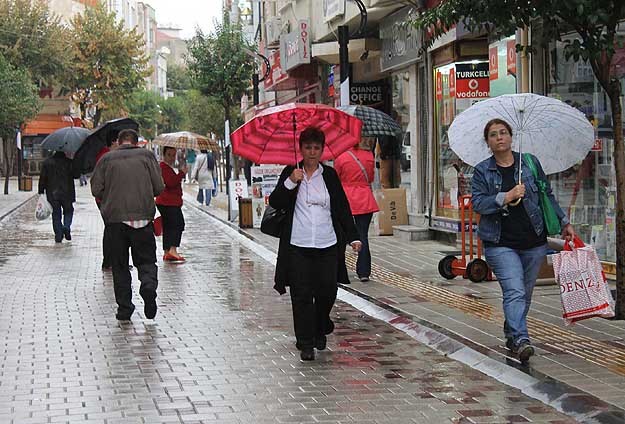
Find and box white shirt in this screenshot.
[284,165,337,248]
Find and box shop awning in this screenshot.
[22,114,80,136]
[312,38,381,64]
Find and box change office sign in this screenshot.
[350,82,385,106]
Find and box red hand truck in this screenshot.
[437,195,494,283]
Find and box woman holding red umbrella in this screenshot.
[269,127,362,361]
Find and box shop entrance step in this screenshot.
[392,225,431,241]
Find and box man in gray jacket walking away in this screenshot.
[91,129,165,320]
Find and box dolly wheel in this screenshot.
[467,258,489,282]
[438,255,457,280]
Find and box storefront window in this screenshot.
[391,72,411,207]
[546,32,625,263]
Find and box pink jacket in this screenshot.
[334,148,379,215]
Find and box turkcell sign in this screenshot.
[454,63,490,99]
[279,20,311,71]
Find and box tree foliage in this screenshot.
[167,64,192,94]
[0,53,40,194]
[66,4,151,127]
[126,90,163,140]
[413,0,625,317]
[0,0,69,86]
[186,20,253,123]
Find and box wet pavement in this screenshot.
[0,186,580,423]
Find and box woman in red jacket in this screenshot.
[334,139,379,281]
[156,146,187,262]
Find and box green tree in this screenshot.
[182,90,237,140]
[126,90,162,140]
[66,4,151,127]
[413,1,625,317]
[159,96,188,133]
[186,19,253,175]
[0,54,40,194]
[0,0,69,85]
[167,64,192,94]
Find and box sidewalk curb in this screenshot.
[0,193,37,223]
[184,197,625,424]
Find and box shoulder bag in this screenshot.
[523,153,561,236]
[260,205,287,238]
[347,151,370,184]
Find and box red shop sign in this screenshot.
[435,71,443,100]
[507,40,517,76]
[449,67,456,97]
[489,46,498,80]
[455,63,490,99]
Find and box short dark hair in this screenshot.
[163,146,176,155]
[299,127,325,147]
[483,119,513,141]
[117,129,139,144]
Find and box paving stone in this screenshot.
[0,188,575,423]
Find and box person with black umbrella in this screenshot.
[38,151,75,243]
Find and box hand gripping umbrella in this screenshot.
[230,103,363,165]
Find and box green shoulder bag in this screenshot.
[523,153,561,236]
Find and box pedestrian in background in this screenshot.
[156,146,187,262]
[38,151,75,243]
[192,150,215,206]
[335,138,379,282]
[91,129,164,320]
[472,118,575,362]
[269,127,361,361]
[186,149,197,183]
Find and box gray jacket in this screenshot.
[91,145,164,224]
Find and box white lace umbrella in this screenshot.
[448,93,594,176]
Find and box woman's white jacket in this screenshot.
[192,153,215,189]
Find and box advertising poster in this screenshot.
[251,165,284,228]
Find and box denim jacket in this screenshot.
[471,152,569,244]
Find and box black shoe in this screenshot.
[63,228,71,241]
[54,234,63,243]
[315,335,327,351]
[141,289,157,319]
[358,276,370,282]
[300,348,315,361]
[515,342,535,362]
[115,306,134,321]
[505,338,514,351]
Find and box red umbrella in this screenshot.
[231,103,363,165]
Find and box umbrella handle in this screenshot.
[509,198,522,206]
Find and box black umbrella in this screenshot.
[72,118,139,177]
[41,126,91,153]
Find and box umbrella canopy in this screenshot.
[72,118,139,177]
[41,126,91,153]
[231,103,363,165]
[447,93,594,175]
[153,132,219,152]
[337,105,402,137]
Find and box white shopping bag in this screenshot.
[35,195,52,221]
[552,237,614,325]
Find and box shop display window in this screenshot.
[546,32,625,262]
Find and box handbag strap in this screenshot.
[347,151,370,184]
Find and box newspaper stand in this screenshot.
[438,195,493,283]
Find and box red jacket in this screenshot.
[334,148,379,215]
[155,162,185,207]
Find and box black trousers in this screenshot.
[107,223,158,317]
[97,202,112,267]
[156,205,185,251]
[289,244,338,349]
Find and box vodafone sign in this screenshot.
[455,63,490,99]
